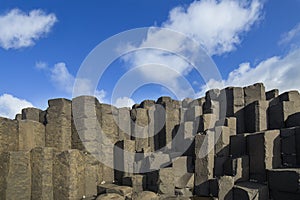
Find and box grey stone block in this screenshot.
[18,120,45,151]
[0,117,18,152]
[218,176,234,200]
[46,98,72,151]
[157,168,175,195]
[132,108,149,152]
[233,182,268,200]
[229,133,250,158]
[266,89,279,100]
[53,150,85,199]
[21,107,42,122]
[118,108,131,141]
[0,151,31,200]
[31,147,56,200]
[195,133,214,196]
[172,156,194,188]
[247,130,281,182]
[244,100,268,133]
[185,106,202,121]
[267,168,300,193]
[224,87,245,134]
[214,126,231,157]
[223,156,249,183]
[244,83,266,106]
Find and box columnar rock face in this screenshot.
[18,120,45,151]
[1,83,300,199]
[45,98,72,151]
[31,147,55,200]
[0,151,31,200]
[53,150,85,199]
[0,117,18,152]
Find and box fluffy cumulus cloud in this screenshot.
[199,48,300,95]
[0,94,33,119]
[114,97,135,108]
[0,9,57,49]
[163,0,263,55]
[121,0,263,99]
[49,62,107,102]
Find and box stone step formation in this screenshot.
[0,83,300,200]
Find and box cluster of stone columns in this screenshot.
[0,83,300,199]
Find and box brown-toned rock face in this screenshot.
[0,83,300,199]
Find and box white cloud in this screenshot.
[163,0,263,55]
[279,23,300,47]
[121,0,263,100]
[35,61,48,69]
[94,89,107,103]
[50,62,75,94]
[50,62,107,102]
[0,8,57,49]
[114,97,135,108]
[199,48,300,95]
[0,94,33,119]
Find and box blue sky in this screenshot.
[1,0,300,118]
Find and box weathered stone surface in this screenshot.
[173,122,196,156]
[233,181,268,200]
[244,100,268,133]
[0,117,18,152]
[269,190,300,200]
[15,113,22,120]
[107,185,133,198]
[224,87,245,134]
[244,83,266,106]
[132,108,149,152]
[100,103,119,144]
[122,175,146,193]
[132,191,158,200]
[31,147,56,200]
[0,151,31,200]
[266,89,279,100]
[97,183,118,194]
[198,114,217,132]
[139,100,155,109]
[214,126,231,157]
[185,106,202,121]
[164,102,180,149]
[46,98,72,151]
[118,108,131,141]
[267,168,300,193]
[247,130,281,182]
[21,107,42,122]
[53,150,85,199]
[281,128,297,155]
[157,168,175,195]
[84,154,98,198]
[269,101,300,129]
[279,90,300,103]
[172,156,194,189]
[18,120,45,151]
[229,133,250,158]
[217,176,234,200]
[175,188,193,197]
[214,156,227,177]
[216,117,237,135]
[134,152,171,173]
[194,132,214,196]
[96,193,124,200]
[224,156,249,183]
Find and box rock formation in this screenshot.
[0,83,300,199]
